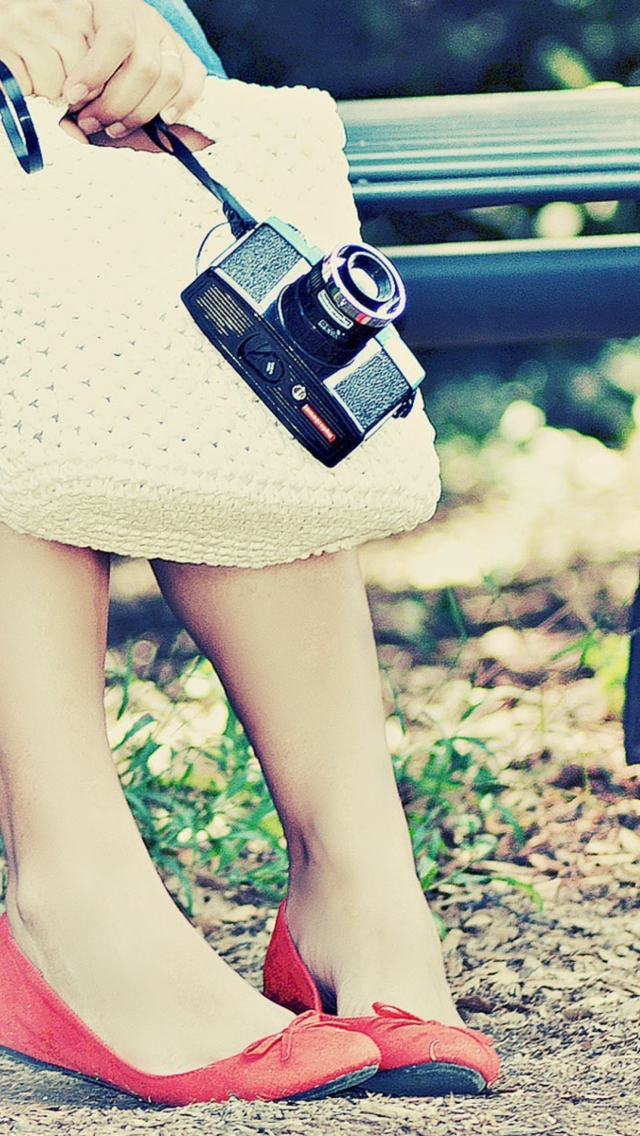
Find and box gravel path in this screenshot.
[1,885,639,1136]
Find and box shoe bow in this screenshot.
[371,1003,494,1046]
[243,1010,327,1063]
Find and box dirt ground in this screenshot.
[1,881,639,1136]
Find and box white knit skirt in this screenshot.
[0,77,440,567]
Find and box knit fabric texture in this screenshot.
[0,77,440,567]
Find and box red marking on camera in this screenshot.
[301,404,337,443]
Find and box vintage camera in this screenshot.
[182,218,424,466]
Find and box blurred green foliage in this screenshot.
[189,1,640,447]
[191,0,640,99]
[583,631,629,716]
[420,339,639,447]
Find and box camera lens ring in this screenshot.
[321,242,406,328]
[345,250,396,306]
[278,239,407,369]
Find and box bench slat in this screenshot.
[341,88,640,211]
[355,172,640,212]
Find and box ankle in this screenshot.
[286,861,429,956]
[288,831,420,905]
[280,868,462,1025]
[5,849,170,955]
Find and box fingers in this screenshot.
[48,31,91,90]
[75,35,180,136]
[0,0,91,99]
[21,45,65,99]
[0,49,33,94]
[1,43,69,100]
[107,41,188,134]
[62,2,136,108]
[0,0,208,132]
[160,47,207,126]
[103,41,207,134]
[21,32,89,99]
[29,1,92,95]
[66,0,207,136]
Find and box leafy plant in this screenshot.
[582,631,630,716]
[391,710,523,897]
[107,648,523,912]
[107,655,288,911]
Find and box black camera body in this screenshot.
[182,218,424,466]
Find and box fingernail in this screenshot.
[161,105,179,125]
[105,122,127,138]
[77,116,102,135]
[65,83,89,104]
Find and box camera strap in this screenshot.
[144,117,256,240]
[0,61,43,174]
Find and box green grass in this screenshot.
[109,655,288,910]
[107,648,524,914]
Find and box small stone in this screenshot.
[620,997,640,1021]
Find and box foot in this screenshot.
[285,861,464,1027]
[6,868,293,1076]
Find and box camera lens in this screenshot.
[323,245,405,327]
[279,242,406,369]
[348,254,392,301]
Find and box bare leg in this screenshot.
[0,523,291,1075]
[153,550,462,1025]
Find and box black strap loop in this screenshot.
[143,116,256,240]
[0,61,43,173]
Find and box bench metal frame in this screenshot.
[339,86,640,763]
[340,87,640,346]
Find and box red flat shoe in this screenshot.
[0,914,380,1105]
[263,901,500,1096]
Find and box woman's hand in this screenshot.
[0,0,92,98]
[0,0,207,136]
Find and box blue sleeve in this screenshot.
[143,0,228,77]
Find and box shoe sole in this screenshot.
[287,1064,380,1101]
[0,1043,379,1105]
[362,1061,487,1096]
